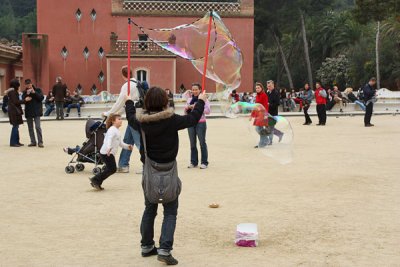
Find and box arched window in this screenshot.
[136,69,148,82]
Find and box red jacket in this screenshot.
[252,91,269,126]
[231,93,240,103]
[315,87,327,105]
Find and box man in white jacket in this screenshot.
[103,66,141,173]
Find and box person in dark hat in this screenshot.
[22,79,45,147]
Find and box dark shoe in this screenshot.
[365,124,375,127]
[254,145,259,148]
[158,254,178,265]
[10,144,21,147]
[38,143,44,148]
[28,143,37,147]
[89,178,104,190]
[18,143,24,146]
[142,247,158,257]
[56,117,59,120]
[78,114,81,117]
[316,123,325,126]
[65,114,69,117]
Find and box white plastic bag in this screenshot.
[235,223,258,247]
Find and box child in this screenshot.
[89,114,132,190]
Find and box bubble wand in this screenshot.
[201,11,213,93]
[127,18,132,96]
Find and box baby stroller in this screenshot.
[64,119,106,174]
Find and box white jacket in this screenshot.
[104,79,139,117]
[100,126,129,155]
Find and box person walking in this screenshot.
[302,83,313,125]
[6,79,31,147]
[362,77,377,127]
[103,66,141,173]
[185,83,211,169]
[125,86,207,265]
[266,80,283,143]
[22,79,45,147]
[89,114,133,190]
[52,76,67,120]
[315,82,327,126]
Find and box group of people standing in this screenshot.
[5,79,44,147]
[88,66,210,265]
[299,78,377,127]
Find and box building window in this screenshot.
[136,69,147,82]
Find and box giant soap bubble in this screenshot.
[227,102,294,164]
[132,11,243,90]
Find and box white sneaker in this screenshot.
[117,167,129,173]
[187,164,197,169]
[200,164,208,169]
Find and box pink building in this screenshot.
[26,0,254,94]
[0,44,23,95]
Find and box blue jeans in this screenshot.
[141,197,179,255]
[67,103,81,114]
[188,122,208,166]
[118,125,141,168]
[10,125,20,145]
[44,103,54,116]
[255,126,269,147]
[355,100,366,111]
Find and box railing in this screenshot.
[110,40,175,56]
[122,1,241,14]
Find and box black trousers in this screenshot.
[92,154,117,185]
[316,104,327,124]
[304,103,312,123]
[364,102,373,125]
[55,101,64,119]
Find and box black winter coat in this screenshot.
[6,88,24,126]
[267,88,280,116]
[22,86,44,118]
[52,83,67,102]
[125,99,205,164]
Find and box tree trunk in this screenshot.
[273,32,294,89]
[256,44,264,82]
[300,10,314,90]
[376,21,381,89]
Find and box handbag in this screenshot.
[141,129,181,204]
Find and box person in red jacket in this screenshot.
[315,82,327,126]
[230,89,240,103]
[251,82,270,148]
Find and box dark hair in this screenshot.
[121,66,133,79]
[106,114,121,129]
[144,86,169,112]
[232,89,237,94]
[10,79,20,90]
[24,79,32,85]
[191,83,202,90]
[370,77,377,82]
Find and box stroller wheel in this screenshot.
[92,167,102,175]
[76,164,85,172]
[65,166,75,174]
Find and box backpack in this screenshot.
[141,129,182,204]
[130,79,147,108]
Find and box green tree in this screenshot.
[0,0,16,40]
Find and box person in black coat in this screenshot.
[22,79,44,147]
[362,77,377,127]
[125,86,206,265]
[6,79,31,147]
[266,80,284,144]
[52,76,67,120]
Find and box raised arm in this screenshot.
[174,99,205,131]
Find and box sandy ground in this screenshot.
[0,115,399,267]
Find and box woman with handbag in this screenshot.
[125,86,206,265]
[6,79,31,147]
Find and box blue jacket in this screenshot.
[303,89,314,103]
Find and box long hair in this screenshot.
[255,82,265,92]
[106,114,121,129]
[10,79,20,90]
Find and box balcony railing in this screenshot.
[109,40,175,57]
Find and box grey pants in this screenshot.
[27,116,43,144]
[55,101,64,119]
